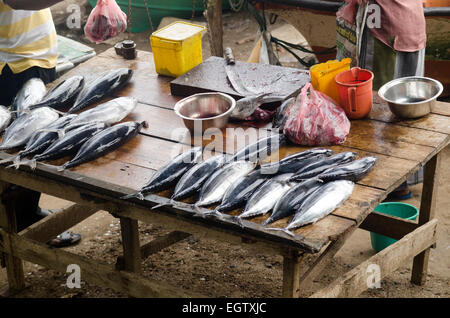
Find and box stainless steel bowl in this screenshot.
[174,92,236,132]
[378,76,443,119]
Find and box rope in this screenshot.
[142,0,155,31]
[228,0,245,12]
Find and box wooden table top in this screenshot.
[1,48,449,254]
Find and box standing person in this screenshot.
[0,0,81,246]
[337,0,426,200]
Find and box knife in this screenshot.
[224,47,261,96]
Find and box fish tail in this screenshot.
[57,129,66,139]
[265,227,296,237]
[56,165,66,172]
[151,199,173,210]
[0,155,17,165]
[233,216,245,229]
[121,192,144,200]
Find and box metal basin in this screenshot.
[378,76,443,119]
[174,92,236,132]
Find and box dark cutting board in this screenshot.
[170,56,310,100]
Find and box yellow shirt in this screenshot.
[0,0,57,75]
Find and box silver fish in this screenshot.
[0,107,59,150]
[30,75,85,110]
[284,180,354,232]
[62,97,137,133]
[317,156,378,182]
[228,133,286,163]
[68,68,133,113]
[238,173,294,220]
[11,78,46,117]
[0,105,12,132]
[195,160,256,208]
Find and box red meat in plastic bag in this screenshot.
[84,0,127,44]
[283,83,350,146]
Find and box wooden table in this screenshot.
[0,49,448,298]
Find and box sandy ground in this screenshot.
[0,8,448,298]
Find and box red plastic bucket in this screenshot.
[335,67,374,119]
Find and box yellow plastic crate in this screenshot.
[310,58,351,103]
[150,21,206,77]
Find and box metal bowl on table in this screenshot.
[174,92,236,132]
[378,76,443,119]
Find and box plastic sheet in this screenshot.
[283,83,351,146]
[84,0,127,44]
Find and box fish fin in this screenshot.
[121,192,144,200]
[265,227,296,237]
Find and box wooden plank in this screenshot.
[297,226,357,293]
[369,94,450,134]
[282,251,303,297]
[116,231,191,270]
[0,182,25,291]
[310,219,438,298]
[0,229,203,297]
[18,203,98,243]
[359,211,419,240]
[119,217,142,273]
[411,152,442,285]
[342,120,447,161]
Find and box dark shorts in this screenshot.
[0,64,56,231]
[0,64,56,106]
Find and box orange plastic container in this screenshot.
[309,58,351,103]
[335,67,374,119]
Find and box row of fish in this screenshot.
[0,97,143,171]
[2,68,133,123]
[121,136,377,235]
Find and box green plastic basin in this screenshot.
[370,202,419,252]
[88,0,230,33]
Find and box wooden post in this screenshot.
[0,182,25,293]
[119,217,142,273]
[411,153,441,285]
[282,250,303,297]
[205,0,223,57]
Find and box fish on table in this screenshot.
[121,147,203,200]
[59,121,148,171]
[11,78,46,118]
[0,105,12,133]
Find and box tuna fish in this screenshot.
[11,78,46,117]
[289,151,357,181]
[121,147,203,200]
[263,178,323,226]
[68,68,133,113]
[230,93,271,120]
[0,105,12,133]
[22,122,107,169]
[215,169,269,213]
[228,133,286,163]
[280,180,355,234]
[194,160,256,209]
[30,76,85,110]
[0,107,59,151]
[237,173,294,221]
[59,121,148,171]
[317,156,378,182]
[272,97,294,130]
[0,114,77,167]
[260,148,333,175]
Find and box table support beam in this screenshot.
[411,152,441,285]
[282,251,303,297]
[119,217,142,273]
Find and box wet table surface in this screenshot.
[1,48,449,254]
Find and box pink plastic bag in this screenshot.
[283,83,351,146]
[84,0,127,44]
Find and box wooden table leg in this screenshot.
[411,152,441,285]
[0,182,25,293]
[119,217,142,273]
[282,251,303,298]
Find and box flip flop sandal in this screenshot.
[386,190,413,201]
[48,231,81,248]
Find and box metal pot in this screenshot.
[174,92,236,133]
[378,76,443,119]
